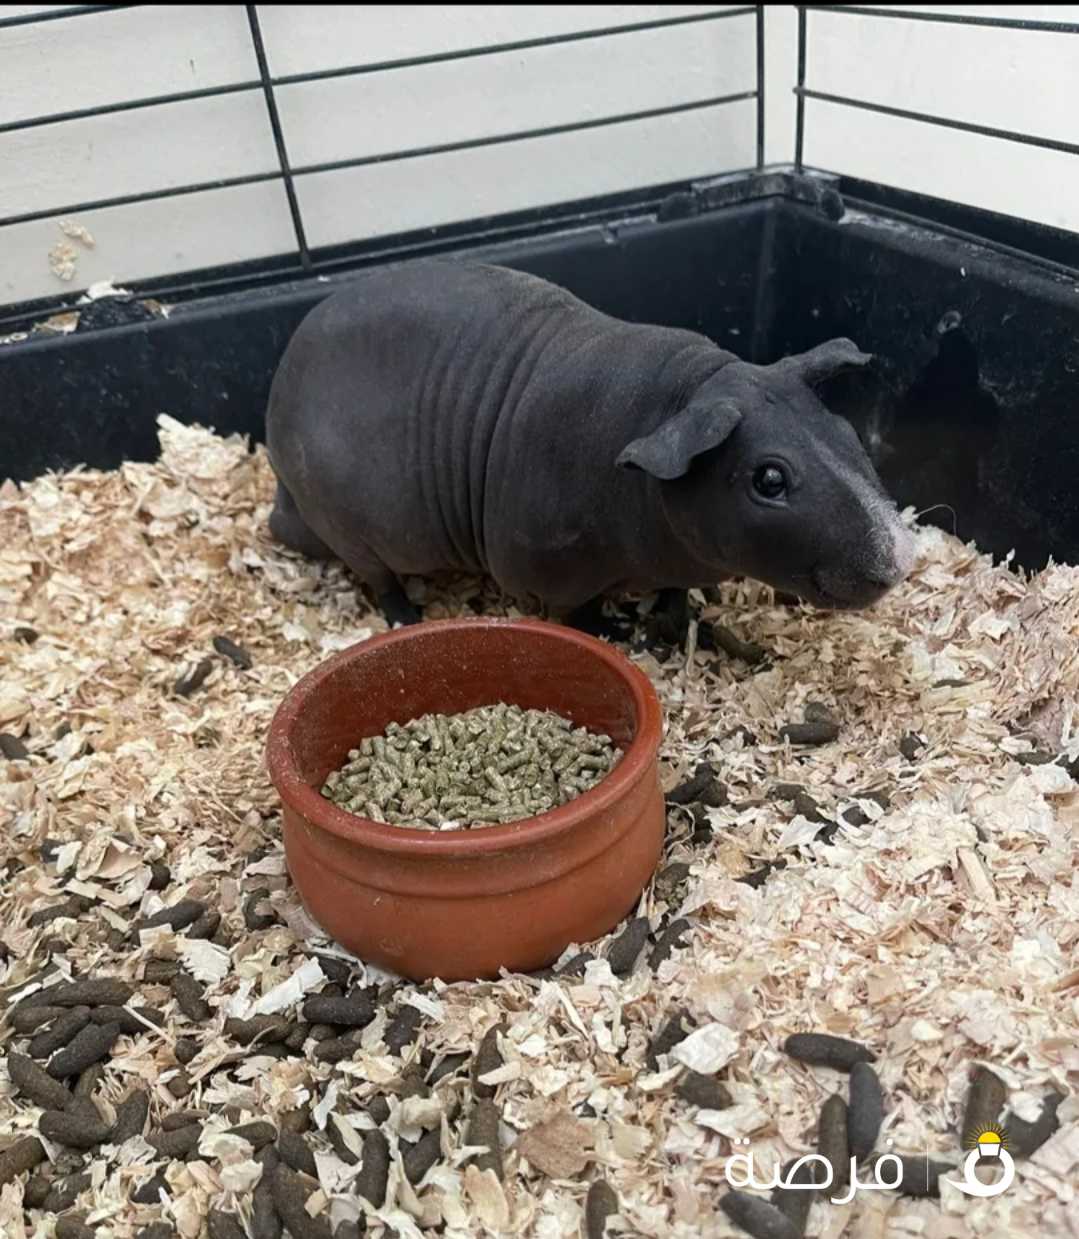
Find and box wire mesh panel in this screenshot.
[793,5,1079,235]
[0,4,765,309]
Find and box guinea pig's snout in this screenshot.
[810,510,916,610]
[863,515,917,596]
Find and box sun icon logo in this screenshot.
[947,1124,1016,1197]
[965,1124,1009,1156]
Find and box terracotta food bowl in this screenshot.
[266,617,664,982]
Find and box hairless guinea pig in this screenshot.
[266,259,915,628]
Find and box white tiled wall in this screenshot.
[0,4,756,305]
[1,5,1077,308]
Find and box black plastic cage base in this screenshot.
[2,168,1078,577]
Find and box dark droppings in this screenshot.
[277,1131,318,1178]
[770,783,805,802]
[230,1120,277,1149]
[161,1110,207,1131]
[7,1050,75,1111]
[131,1170,170,1205]
[848,1062,885,1160]
[817,1094,850,1193]
[252,1171,283,1239]
[278,1105,311,1135]
[0,733,30,761]
[208,1211,248,1239]
[961,1066,1007,1149]
[13,625,39,644]
[271,1166,334,1239]
[312,954,352,986]
[384,1003,424,1054]
[873,1154,953,1197]
[90,1004,164,1034]
[666,761,726,807]
[0,1135,46,1186]
[647,1008,693,1070]
[327,1118,359,1167]
[112,1089,150,1143]
[557,951,594,978]
[367,1095,392,1126]
[55,1218,96,1239]
[653,862,691,903]
[10,1002,65,1034]
[784,1032,876,1071]
[37,977,135,1008]
[466,1099,503,1180]
[24,1173,51,1209]
[213,635,253,669]
[720,1191,802,1239]
[737,859,787,888]
[356,1129,390,1207]
[139,898,206,933]
[792,791,831,825]
[899,732,926,761]
[148,862,172,891]
[39,1109,112,1150]
[43,1171,92,1212]
[676,1071,732,1110]
[188,910,222,940]
[30,1007,91,1059]
[606,916,650,977]
[585,1177,619,1239]
[428,1050,470,1086]
[1006,1091,1064,1158]
[404,1127,442,1185]
[171,971,211,1022]
[244,888,279,932]
[174,1037,200,1065]
[803,701,838,727]
[143,958,180,984]
[28,897,85,927]
[174,658,213,697]
[702,622,768,666]
[225,1015,294,1046]
[314,1031,363,1064]
[137,1225,177,1239]
[48,1021,122,1078]
[780,721,840,746]
[471,1022,504,1100]
[302,991,376,1028]
[148,1123,203,1158]
[650,918,692,968]
[771,1157,820,1233]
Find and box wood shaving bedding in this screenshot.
[0,416,1076,1239]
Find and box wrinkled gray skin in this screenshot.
[266,260,914,624]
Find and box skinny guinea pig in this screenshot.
[266,260,915,626]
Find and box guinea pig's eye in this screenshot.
[752,464,788,500]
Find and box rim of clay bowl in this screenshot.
[267,616,663,858]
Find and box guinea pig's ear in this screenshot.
[615,399,741,480]
[775,338,873,388]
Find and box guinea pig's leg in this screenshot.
[562,596,607,633]
[375,579,423,629]
[650,587,691,647]
[560,596,635,641]
[269,480,334,559]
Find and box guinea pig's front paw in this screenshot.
[377,590,423,628]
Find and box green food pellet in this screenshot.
[322,703,622,831]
